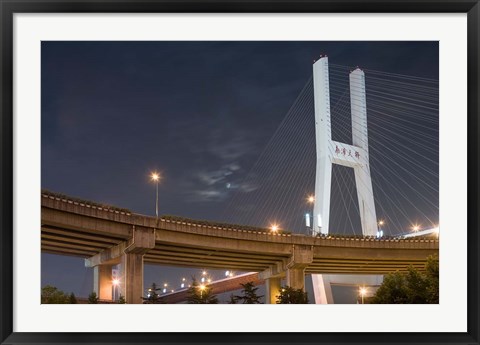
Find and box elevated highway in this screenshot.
[41,191,438,303]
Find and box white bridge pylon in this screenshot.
[311,56,381,304]
[312,56,378,236]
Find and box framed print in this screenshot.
[1,1,479,345]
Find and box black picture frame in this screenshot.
[1,1,478,344]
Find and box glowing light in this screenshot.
[199,285,206,291]
[307,195,315,203]
[412,224,420,232]
[270,224,279,233]
[359,287,367,304]
[112,279,120,286]
[180,283,185,288]
[202,270,207,276]
[162,288,167,293]
[225,271,230,276]
[164,283,168,287]
[378,220,384,226]
[182,277,186,282]
[201,277,205,283]
[207,279,212,283]
[151,172,160,182]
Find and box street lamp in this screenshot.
[359,287,367,304]
[199,284,206,298]
[306,195,315,235]
[377,220,385,238]
[150,172,161,218]
[112,279,120,301]
[270,224,279,233]
[433,226,439,238]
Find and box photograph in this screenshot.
[40,41,440,305]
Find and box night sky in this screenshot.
[41,41,439,301]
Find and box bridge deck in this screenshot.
[41,192,438,274]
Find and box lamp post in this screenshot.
[150,172,160,218]
[377,220,384,238]
[359,287,367,304]
[112,279,120,301]
[306,195,315,235]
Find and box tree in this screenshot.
[425,254,439,303]
[68,292,77,304]
[41,285,69,304]
[372,255,439,304]
[117,295,126,304]
[88,291,99,304]
[228,293,237,304]
[371,271,408,304]
[404,266,430,303]
[234,282,263,304]
[276,286,309,304]
[186,277,218,304]
[142,283,162,304]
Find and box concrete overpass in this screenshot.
[41,191,439,304]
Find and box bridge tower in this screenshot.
[312,56,380,303]
[312,56,377,236]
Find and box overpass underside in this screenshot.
[41,192,438,304]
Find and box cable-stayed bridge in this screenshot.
[221,58,438,239]
[218,56,438,303]
[41,57,439,304]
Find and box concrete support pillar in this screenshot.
[265,277,281,304]
[86,225,155,304]
[286,266,307,290]
[93,265,113,300]
[119,253,145,304]
[286,245,313,291]
[311,274,334,304]
[312,274,383,304]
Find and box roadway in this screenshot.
[41,191,438,275]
